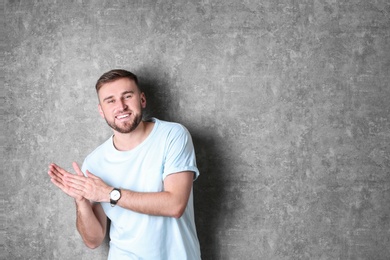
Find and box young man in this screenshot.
[48,69,201,259]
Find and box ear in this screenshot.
[140,93,147,109]
[98,104,105,118]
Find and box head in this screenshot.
[95,69,146,134]
[95,69,141,94]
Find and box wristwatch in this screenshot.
[110,188,121,207]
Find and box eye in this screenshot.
[107,99,114,104]
[125,94,132,99]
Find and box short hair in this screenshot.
[95,69,140,92]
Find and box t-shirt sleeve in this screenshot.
[81,158,89,177]
[162,124,200,181]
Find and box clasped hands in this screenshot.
[48,162,112,203]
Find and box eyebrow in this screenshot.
[102,90,135,102]
[122,90,135,96]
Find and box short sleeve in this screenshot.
[162,124,200,181]
[81,158,90,178]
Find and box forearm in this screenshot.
[75,199,106,249]
[113,172,195,218]
[116,190,187,218]
[48,163,107,248]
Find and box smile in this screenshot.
[116,114,130,119]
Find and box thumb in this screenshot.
[72,162,84,176]
[86,170,98,179]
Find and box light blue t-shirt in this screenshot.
[82,118,201,260]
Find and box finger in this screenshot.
[51,177,76,196]
[86,170,98,179]
[48,164,62,177]
[64,176,88,193]
[48,168,57,178]
[51,163,65,173]
[51,178,84,200]
[49,175,65,187]
[64,177,86,190]
[48,168,66,185]
[49,165,75,189]
[64,173,87,184]
[50,163,71,178]
[72,162,84,176]
[50,176,66,190]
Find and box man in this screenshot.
[48,69,201,259]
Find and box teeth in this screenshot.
[117,114,129,119]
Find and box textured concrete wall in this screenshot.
[4,0,390,259]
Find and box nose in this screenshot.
[117,99,128,111]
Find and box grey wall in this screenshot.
[4,1,390,259]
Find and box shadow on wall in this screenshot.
[192,134,226,260]
[137,66,174,122]
[138,67,227,259]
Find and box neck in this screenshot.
[113,121,154,151]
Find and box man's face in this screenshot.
[97,78,146,134]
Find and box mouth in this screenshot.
[115,113,131,120]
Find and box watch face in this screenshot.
[111,190,120,200]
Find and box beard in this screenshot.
[105,111,143,134]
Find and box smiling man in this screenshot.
[48,69,201,259]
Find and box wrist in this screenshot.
[109,187,122,207]
[74,197,91,210]
[104,186,113,203]
[75,197,87,204]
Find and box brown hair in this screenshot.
[95,69,140,92]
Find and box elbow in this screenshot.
[84,239,103,249]
[77,224,105,249]
[172,212,184,219]
[85,243,99,250]
[171,204,186,219]
[80,231,105,249]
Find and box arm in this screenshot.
[75,199,107,249]
[62,126,197,218]
[117,171,194,218]
[48,163,107,248]
[64,170,195,218]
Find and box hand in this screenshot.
[48,162,85,202]
[62,162,112,203]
